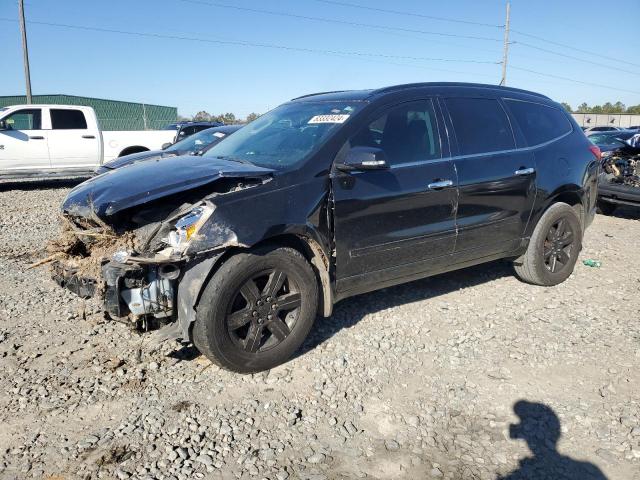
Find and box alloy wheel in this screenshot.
[226,268,302,353]
[543,217,575,273]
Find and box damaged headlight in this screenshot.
[167,205,214,252]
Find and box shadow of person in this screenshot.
[499,400,608,480]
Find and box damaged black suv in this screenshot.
[55,83,600,373]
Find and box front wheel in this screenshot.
[192,246,318,373]
[513,202,582,286]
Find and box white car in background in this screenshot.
[0,104,176,179]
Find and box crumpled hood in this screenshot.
[63,155,274,219]
[101,150,175,170]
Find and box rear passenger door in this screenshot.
[442,96,536,259]
[332,99,458,292]
[47,108,101,169]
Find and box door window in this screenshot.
[504,100,572,146]
[51,109,88,129]
[350,100,441,165]
[3,109,42,130]
[445,97,515,155]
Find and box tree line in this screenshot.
[177,111,261,124]
[560,102,640,114]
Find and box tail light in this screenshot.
[588,145,601,161]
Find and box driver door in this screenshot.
[0,108,50,171]
[331,99,458,295]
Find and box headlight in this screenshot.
[167,205,214,252]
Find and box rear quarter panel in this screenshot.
[526,123,598,236]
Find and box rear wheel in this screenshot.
[596,200,616,216]
[513,202,582,286]
[193,246,318,373]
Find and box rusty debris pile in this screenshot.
[602,151,640,188]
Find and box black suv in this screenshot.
[55,83,599,373]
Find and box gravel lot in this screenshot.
[0,180,639,480]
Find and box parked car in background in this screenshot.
[583,126,623,133]
[587,129,639,155]
[0,105,175,179]
[95,125,242,174]
[53,82,599,373]
[163,121,223,146]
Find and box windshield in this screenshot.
[203,101,362,169]
[167,127,230,153]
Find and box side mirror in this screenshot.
[161,142,172,150]
[337,146,388,172]
[0,120,8,131]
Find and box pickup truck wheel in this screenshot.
[596,200,616,216]
[193,246,318,373]
[513,202,582,286]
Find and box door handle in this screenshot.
[514,167,535,176]
[29,135,44,140]
[427,179,454,190]
[82,135,96,139]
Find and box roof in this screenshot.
[291,82,550,103]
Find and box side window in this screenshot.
[51,109,88,130]
[445,97,515,155]
[505,100,572,146]
[3,109,42,130]
[350,100,441,165]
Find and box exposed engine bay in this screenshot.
[602,151,640,189]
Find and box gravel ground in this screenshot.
[0,179,639,480]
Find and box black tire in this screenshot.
[192,246,318,373]
[513,202,582,286]
[596,200,616,216]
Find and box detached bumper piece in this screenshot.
[52,263,97,299]
[102,261,177,321]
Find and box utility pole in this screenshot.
[18,0,33,103]
[500,0,511,86]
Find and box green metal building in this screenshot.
[0,94,177,131]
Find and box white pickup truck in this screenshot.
[0,104,176,178]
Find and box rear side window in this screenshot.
[51,109,88,130]
[505,100,572,146]
[445,97,515,155]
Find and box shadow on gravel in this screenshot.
[0,177,88,191]
[499,400,607,480]
[298,260,513,357]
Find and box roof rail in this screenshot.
[291,90,351,100]
[371,82,550,99]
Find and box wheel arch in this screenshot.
[528,186,586,237]
[193,232,334,320]
[119,146,149,157]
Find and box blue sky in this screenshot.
[1,0,639,117]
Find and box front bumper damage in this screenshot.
[54,253,222,344]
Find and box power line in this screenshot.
[309,0,504,28]
[513,41,640,77]
[511,29,640,70]
[510,65,640,95]
[0,17,500,65]
[180,0,504,43]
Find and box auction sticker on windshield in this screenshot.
[308,114,350,124]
